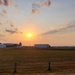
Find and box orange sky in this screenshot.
[0,0,75,46]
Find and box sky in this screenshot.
[0,0,75,46]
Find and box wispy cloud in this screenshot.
[40,21,75,36]
[0,0,24,36]
[32,8,39,14]
[5,29,23,34]
[4,0,9,6]
[10,24,14,27]
[40,0,51,7]
[32,2,40,14]
[32,0,51,14]
[5,24,23,34]
[5,29,17,34]
[0,0,16,7]
[0,0,3,5]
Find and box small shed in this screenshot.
[34,44,50,48]
[0,44,6,48]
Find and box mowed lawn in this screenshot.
[0,47,75,74]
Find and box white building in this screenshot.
[0,44,6,48]
[17,46,22,48]
[34,44,50,48]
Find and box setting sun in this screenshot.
[27,33,32,37]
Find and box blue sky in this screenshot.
[0,0,75,46]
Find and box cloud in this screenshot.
[0,0,22,35]
[6,29,23,34]
[5,23,18,34]
[32,8,40,14]
[10,24,14,27]
[40,0,51,7]
[5,25,23,34]
[0,0,16,7]
[40,21,75,36]
[5,29,17,34]
[8,0,13,6]
[32,2,40,14]
[4,0,8,6]
[32,0,51,14]
[0,0,3,5]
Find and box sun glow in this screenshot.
[23,31,37,41]
[27,33,32,37]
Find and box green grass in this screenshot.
[0,47,75,74]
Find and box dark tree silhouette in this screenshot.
[19,42,22,46]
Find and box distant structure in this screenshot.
[0,42,22,48]
[0,44,6,48]
[3,42,22,48]
[3,43,18,47]
[34,44,50,48]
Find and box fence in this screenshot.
[0,62,75,74]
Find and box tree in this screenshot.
[19,42,22,46]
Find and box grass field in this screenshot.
[0,47,75,75]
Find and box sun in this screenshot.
[27,33,32,37]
